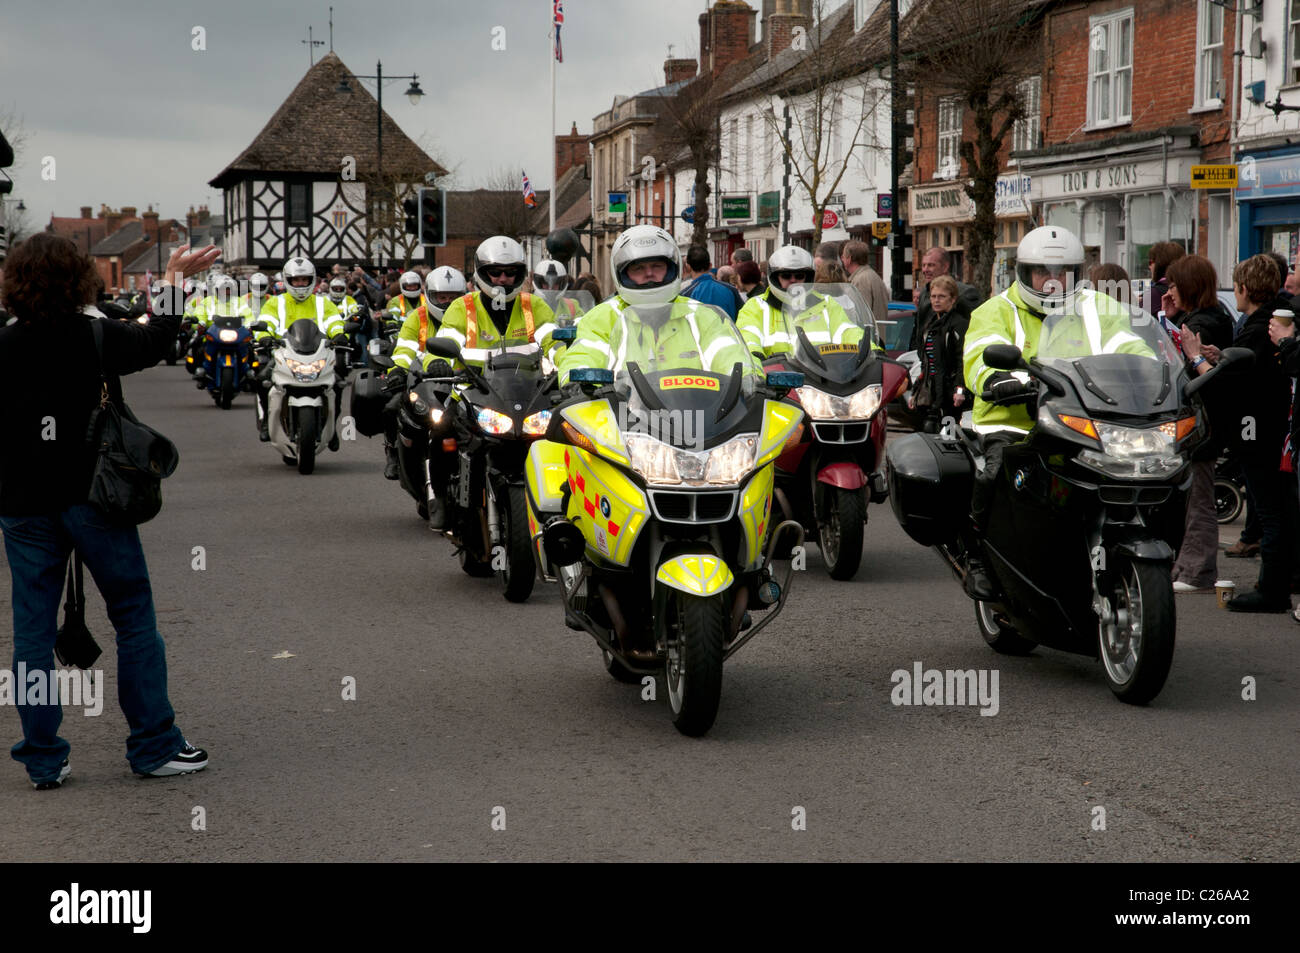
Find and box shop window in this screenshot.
[1013,76,1041,152]
[937,96,962,179]
[1007,220,1019,244]
[1088,8,1134,128]
[1195,0,1224,108]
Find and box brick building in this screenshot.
[1015,0,1236,281]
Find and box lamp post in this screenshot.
[337,62,424,267]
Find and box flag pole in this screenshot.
[549,4,557,233]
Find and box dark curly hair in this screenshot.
[1,233,99,322]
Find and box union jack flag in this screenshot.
[522,171,538,208]
[553,0,563,63]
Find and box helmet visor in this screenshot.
[1016,262,1079,304]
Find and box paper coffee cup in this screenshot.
[1215,580,1236,609]
[1276,309,1295,327]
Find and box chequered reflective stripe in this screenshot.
[566,460,621,537]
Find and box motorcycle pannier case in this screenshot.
[886,432,973,546]
[350,369,386,437]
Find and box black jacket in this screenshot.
[1177,303,1234,460]
[915,305,971,411]
[1228,301,1292,465]
[912,279,981,353]
[0,308,179,515]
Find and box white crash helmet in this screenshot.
[212,275,237,300]
[248,272,269,295]
[1015,225,1085,314]
[328,278,348,303]
[765,245,815,307]
[533,259,569,292]
[399,270,423,301]
[426,266,467,297]
[282,257,317,302]
[610,225,681,307]
[473,236,528,304]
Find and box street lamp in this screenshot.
[337,61,424,266]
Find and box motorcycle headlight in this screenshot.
[624,434,758,487]
[522,410,551,436]
[136,315,150,324]
[408,391,430,417]
[218,329,239,343]
[284,357,326,381]
[1076,422,1184,480]
[795,384,882,420]
[477,408,514,435]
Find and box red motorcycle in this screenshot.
[765,285,909,579]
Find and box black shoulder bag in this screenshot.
[85,319,180,525]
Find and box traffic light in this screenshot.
[402,196,418,236]
[418,187,445,247]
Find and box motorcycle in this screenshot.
[250,318,356,474]
[194,315,253,409]
[763,284,909,579]
[886,306,1252,704]
[415,335,559,603]
[527,305,806,735]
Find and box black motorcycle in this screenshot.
[887,308,1251,704]
[1213,452,1247,524]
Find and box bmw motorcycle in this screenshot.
[764,284,909,580]
[195,315,253,409]
[886,306,1252,704]
[527,306,806,736]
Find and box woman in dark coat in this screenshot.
[910,274,971,432]
[1160,254,1234,592]
[1144,241,1185,318]
[0,235,219,787]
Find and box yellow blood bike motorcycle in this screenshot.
[526,305,806,735]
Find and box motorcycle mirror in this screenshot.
[426,337,460,360]
[570,367,614,385]
[1184,346,1255,399]
[371,353,396,371]
[983,344,1025,371]
[552,326,577,343]
[342,321,361,334]
[249,321,269,333]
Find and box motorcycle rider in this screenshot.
[252,256,348,444]
[327,277,361,319]
[532,259,584,325]
[244,272,272,321]
[379,266,468,482]
[387,270,427,320]
[736,244,865,360]
[961,225,1151,599]
[192,275,252,385]
[557,224,757,388]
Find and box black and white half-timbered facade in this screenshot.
[209,52,446,270]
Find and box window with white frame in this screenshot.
[1013,76,1041,153]
[1088,8,1133,128]
[854,0,874,32]
[1290,0,1300,85]
[1195,0,1224,107]
[937,96,962,179]
[743,114,753,184]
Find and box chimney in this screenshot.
[699,1,757,76]
[143,206,160,241]
[186,205,199,230]
[80,206,93,219]
[765,0,810,61]
[664,57,698,86]
[120,206,138,220]
[98,204,110,219]
[105,207,123,235]
[555,122,589,180]
[198,205,210,225]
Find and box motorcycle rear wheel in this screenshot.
[219,365,235,410]
[975,600,1036,655]
[500,485,536,603]
[662,590,725,737]
[296,411,317,475]
[1213,478,1243,524]
[1098,557,1175,705]
[819,486,866,581]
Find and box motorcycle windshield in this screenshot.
[1033,301,1188,416]
[211,316,243,331]
[608,302,762,408]
[538,290,595,327]
[784,283,876,385]
[477,341,549,404]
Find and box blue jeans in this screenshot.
[1,505,185,781]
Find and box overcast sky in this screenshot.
[0,0,742,229]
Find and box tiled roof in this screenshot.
[208,52,448,188]
[123,240,182,275]
[90,220,144,255]
[47,218,109,255]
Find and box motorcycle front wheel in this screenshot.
[219,365,235,409]
[1098,557,1175,705]
[662,589,725,736]
[819,486,865,581]
[500,484,536,603]
[296,410,317,475]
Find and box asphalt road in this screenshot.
[1,365,1296,862]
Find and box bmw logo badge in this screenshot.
[1014,469,1027,491]
[599,496,611,518]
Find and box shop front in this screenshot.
[909,173,1033,292]
[1019,141,1200,277]
[1235,148,1300,265]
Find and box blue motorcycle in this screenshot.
[195,315,253,409]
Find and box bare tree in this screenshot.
[475,166,541,240]
[760,0,888,244]
[908,0,1045,298]
[654,69,733,248]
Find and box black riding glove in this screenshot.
[425,359,454,378]
[383,368,408,393]
[985,372,1035,406]
[332,333,350,346]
